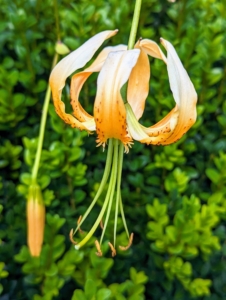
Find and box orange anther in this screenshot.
[69,229,77,245]
[95,240,102,257]
[119,233,134,251]
[77,215,84,233]
[108,242,117,257]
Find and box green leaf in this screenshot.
[206,168,220,184]
[130,267,148,285]
[72,290,86,300]
[84,279,96,299]
[45,263,58,277]
[166,226,177,243]
[96,288,112,300]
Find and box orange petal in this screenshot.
[94,49,140,148]
[70,45,127,122]
[126,103,178,145]
[127,43,150,120]
[158,38,197,144]
[126,38,197,146]
[49,30,118,131]
[139,39,167,63]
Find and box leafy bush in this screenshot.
[0,0,226,299]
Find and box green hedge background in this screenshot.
[0,0,226,299]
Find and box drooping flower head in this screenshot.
[50,30,197,150]
[49,30,197,256]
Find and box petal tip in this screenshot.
[160,37,167,48]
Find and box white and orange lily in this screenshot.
[50,30,197,151]
[49,30,197,256]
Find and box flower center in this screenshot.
[70,138,133,256]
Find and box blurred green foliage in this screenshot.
[0,0,226,299]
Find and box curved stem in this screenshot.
[31,53,59,182]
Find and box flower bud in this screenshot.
[27,183,45,257]
[55,41,70,55]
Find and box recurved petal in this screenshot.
[49,30,118,131]
[158,38,197,144]
[70,45,127,122]
[126,103,178,145]
[126,38,197,146]
[94,49,140,148]
[127,45,150,120]
[139,39,167,63]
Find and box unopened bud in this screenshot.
[55,41,70,55]
[27,183,45,257]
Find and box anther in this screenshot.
[69,229,77,245]
[95,240,102,257]
[100,219,104,230]
[77,215,84,233]
[119,233,134,251]
[108,242,117,257]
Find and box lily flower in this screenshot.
[49,30,197,256]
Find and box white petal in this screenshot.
[94,49,140,146]
[49,30,118,131]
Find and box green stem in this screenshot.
[121,0,142,103]
[119,194,129,238]
[53,0,61,41]
[31,53,59,182]
[128,0,142,50]
[113,142,124,246]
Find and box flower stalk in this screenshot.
[31,53,58,183]
[27,53,59,257]
[128,0,142,50]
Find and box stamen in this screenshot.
[119,233,134,251]
[119,195,130,238]
[77,215,84,233]
[123,141,133,154]
[69,229,77,245]
[95,240,102,256]
[108,242,117,257]
[114,143,124,247]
